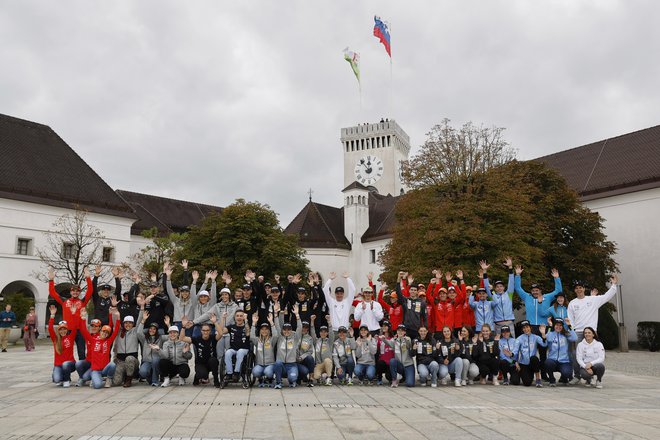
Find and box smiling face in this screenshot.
[438,291,447,302]
[556,296,565,306]
[148,326,158,336]
[100,288,111,299]
[408,286,418,299]
[198,295,209,304]
[259,326,270,338]
[583,327,595,342]
[460,327,470,340]
[554,322,563,333]
[478,291,487,301]
[481,326,491,339]
[418,326,428,339]
[359,327,369,338]
[180,290,190,300]
[531,287,541,298]
[447,290,456,301]
[58,326,68,336]
[168,330,179,341]
[574,285,585,298]
[123,321,134,330]
[235,311,245,325]
[442,326,452,340]
[396,328,406,338]
[70,287,81,298]
[221,291,230,303]
[522,325,531,335]
[495,283,505,293]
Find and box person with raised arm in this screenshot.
[159,324,192,387]
[163,261,195,333]
[136,307,167,386]
[185,270,218,338]
[323,272,356,335]
[567,275,618,383]
[397,272,427,340]
[514,320,547,387]
[311,313,334,385]
[47,304,77,387]
[485,258,516,337]
[79,306,121,389]
[92,265,122,326]
[354,285,384,336]
[273,303,301,388]
[576,326,606,388]
[180,314,222,387]
[250,311,279,387]
[373,275,403,330]
[48,266,93,360]
[218,309,250,383]
[514,265,562,380]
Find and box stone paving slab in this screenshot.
[1,342,659,439]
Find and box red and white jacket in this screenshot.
[48,317,77,366]
[80,318,120,371]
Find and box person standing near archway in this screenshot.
[23,306,38,351]
[1,304,17,352]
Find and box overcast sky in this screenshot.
[2,1,658,226]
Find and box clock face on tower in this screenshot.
[354,155,384,186]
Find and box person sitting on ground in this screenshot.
[79,307,120,389]
[48,304,77,388]
[250,312,279,387]
[354,325,378,384]
[576,326,606,389]
[332,325,356,385]
[383,324,415,388]
[180,315,222,387]
[413,325,439,387]
[159,325,192,387]
[542,317,577,387]
[437,325,464,387]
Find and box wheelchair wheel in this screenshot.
[219,355,227,389]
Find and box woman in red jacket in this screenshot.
[80,308,120,389]
[48,305,77,388]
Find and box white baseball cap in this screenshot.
[220,287,231,294]
[123,316,135,323]
[197,290,210,297]
[168,326,180,333]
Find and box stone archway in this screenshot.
[1,280,42,336]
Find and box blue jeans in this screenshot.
[53,361,76,383]
[75,359,91,381]
[354,363,376,381]
[139,358,160,385]
[439,357,464,380]
[417,361,440,384]
[224,348,249,374]
[544,359,573,384]
[91,363,116,389]
[252,364,275,380]
[297,356,315,378]
[336,358,355,380]
[390,359,415,387]
[274,361,298,385]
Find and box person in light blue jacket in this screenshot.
[469,287,494,332]
[497,326,518,385]
[515,320,547,387]
[481,259,515,336]
[514,265,562,381]
[542,292,568,324]
[542,318,577,386]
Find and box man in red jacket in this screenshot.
[48,266,93,361]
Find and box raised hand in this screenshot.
[329,272,336,280]
[48,267,55,281]
[551,268,559,278]
[111,296,119,307]
[95,265,103,277]
[456,270,463,280]
[164,263,173,277]
[112,266,120,277]
[49,305,57,315]
[610,274,619,285]
[504,257,513,268]
[590,288,599,297]
[307,273,315,287]
[252,313,259,325]
[381,281,388,290]
[539,324,546,335]
[150,273,157,282]
[311,315,316,322]
[407,273,414,284]
[131,272,141,284]
[164,315,171,327]
[343,272,350,279]
[479,260,490,271]
[205,271,211,282]
[83,266,91,279]
[367,272,373,281]
[268,313,274,324]
[80,309,88,320]
[293,273,302,284]
[210,313,217,324]
[292,304,299,316]
[183,343,190,353]
[515,265,523,275]
[192,270,199,282]
[445,271,452,282]
[274,274,281,283]
[143,310,150,321]
[210,270,219,281]
[181,259,188,270]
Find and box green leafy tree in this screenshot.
[382,120,617,300]
[175,199,308,286]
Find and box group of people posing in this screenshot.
[44,258,616,391]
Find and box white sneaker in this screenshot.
[420,381,427,387]
[468,379,474,385]
[63,381,71,388]
[493,378,500,386]
[461,380,467,386]
[595,380,603,389]
[454,380,462,387]
[325,377,332,386]
[440,378,448,386]
[569,377,581,385]
[104,378,111,388]
[347,377,353,386]
[178,377,185,386]
[55,382,63,387]
[431,382,437,388]
[161,377,170,387]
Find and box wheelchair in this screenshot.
[218,345,256,389]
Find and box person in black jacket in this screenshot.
[143,274,170,334]
[92,265,122,326]
[473,323,500,385]
[413,326,439,387]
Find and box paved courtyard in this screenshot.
[1,340,659,440]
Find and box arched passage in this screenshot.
[1,280,40,333]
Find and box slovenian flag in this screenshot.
[343,47,360,84]
[373,16,391,57]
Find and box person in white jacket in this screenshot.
[576,326,606,388]
[567,274,618,383]
[353,286,384,335]
[323,272,356,335]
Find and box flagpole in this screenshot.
[388,21,393,119]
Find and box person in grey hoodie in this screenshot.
[332,326,357,385]
[159,326,193,387]
[137,311,168,386]
[311,315,335,385]
[354,325,378,384]
[111,306,144,388]
[384,324,415,387]
[191,287,239,359]
[292,304,316,387]
[250,312,279,387]
[273,310,300,389]
[184,270,218,338]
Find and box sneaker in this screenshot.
[161,377,171,387]
[492,378,499,386]
[549,382,556,387]
[178,377,185,386]
[584,379,591,387]
[535,379,543,388]
[390,380,399,388]
[502,380,510,386]
[76,379,84,387]
[63,381,71,388]
[151,382,160,387]
[288,382,297,388]
[569,377,581,385]
[214,381,221,388]
[440,378,449,386]
[1,349,6,352]
[377,380,383,386]
[274,383,282,389]
[325,378,333,386]
[595,380,603,389]
[454,380,462,387]
[468,380,474,385]
[420,381,427,387]
[347,378,353,386]
[55,382,63,387]
[104,378,111,388]
[307,381,314,387]
[461,380,467,386]
[431,382,437,388]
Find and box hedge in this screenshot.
[637,321,660,352]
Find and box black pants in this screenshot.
[194,357,220,385]
[75,331,86,360]
[499,360,518,383]
[531,325,548,379]
[579,364,605,382]
[477,357,499,379]
[376,359,392,382]
[517,356,540,386]
[159,359,190,380]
